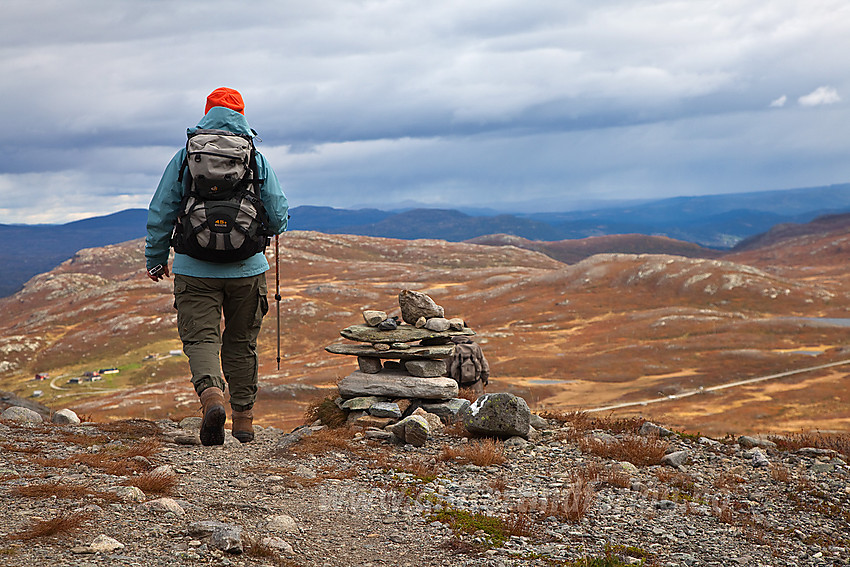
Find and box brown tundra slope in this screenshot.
[1,229,850,436]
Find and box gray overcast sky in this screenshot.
[2,0,849,223]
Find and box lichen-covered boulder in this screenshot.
[388,415,430,447]
[462,393,531,439]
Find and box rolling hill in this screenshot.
[2,217,850,435]
[4,182,850,298]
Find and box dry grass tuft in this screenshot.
[12,481,119,502]
[9,511,93,541]
[92,419,162,440]
[30,439,162,476]
[569,461,632,489]
[303,395,347,429]
[124,470,178,495]
[70,453,152,476]
[438,438,506,467]
[288,427,355,455]
[116,438,162,458]
[242,535,304,566]
[542,410,646,436]
[243,535,277,559]
[769,431,850,459]
[396,458,441,480]
[457,387,480,403]
[502,511,538,538]
[713,469,747,491]
[579,434,668,466]
[57,431,110,447]
[517,478,596,523]
[442,420,471,438]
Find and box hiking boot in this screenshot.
[199,387,226,446]
[231,408,254,443]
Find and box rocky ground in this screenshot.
[1,407,849,567]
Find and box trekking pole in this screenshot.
[275,234,281,371]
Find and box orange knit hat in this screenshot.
[205,87,245,114]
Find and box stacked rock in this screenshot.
[324,290,475,444]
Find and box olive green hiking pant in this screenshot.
[173,274,268,411]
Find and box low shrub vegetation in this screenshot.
[579,434,668,466]
[438,438,506,466]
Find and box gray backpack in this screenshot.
[450,342,483,384]
[171,129,273,263]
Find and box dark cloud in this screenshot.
[2,0,850,222]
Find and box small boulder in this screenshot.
[738,435,777,449]
[424,318,451,332]
[357,356,383,374]
[260,536,294,555]
[338,370,458,400]
[189,521,235,538]
[388,415,430,447]
[404,359,447,378]
[461,393,530,439]
[369,402,402,419]
[529,414,549,430]
[276,426,316,451]
[89,535,125,553]
[354,415,397,429]
[639,422,673,437]
[179,416,203,430]
[110,486,145,502]
[341,396,383,411]
[52,408,81,425]
[411,408,444,433]
[751,448,770,468]
[398,290,444,324]
[416,398,470,423]
[142,497,185,516]
[1,406,43,424]
[661,450,689,469]
[266,514,298,534]
[210,525,243,554]
[363,310,387,326]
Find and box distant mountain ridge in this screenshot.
[2,182,849,297]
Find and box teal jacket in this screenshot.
[145,107,288,278]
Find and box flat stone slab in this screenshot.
[338,370,459,400]
[326,343,455,360]
[339,324,474,345]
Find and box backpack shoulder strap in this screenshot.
[248,150,264,191]
[176,148,189,184]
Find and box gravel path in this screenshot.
[1,414,849,566]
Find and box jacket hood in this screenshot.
[189,107,253,137]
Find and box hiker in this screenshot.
[447,336,490,397]
[145,87,288,445]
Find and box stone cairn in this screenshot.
[324,290,475,446]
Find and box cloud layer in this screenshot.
[2,0,849,223]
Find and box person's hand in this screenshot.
[146,264,170,282]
